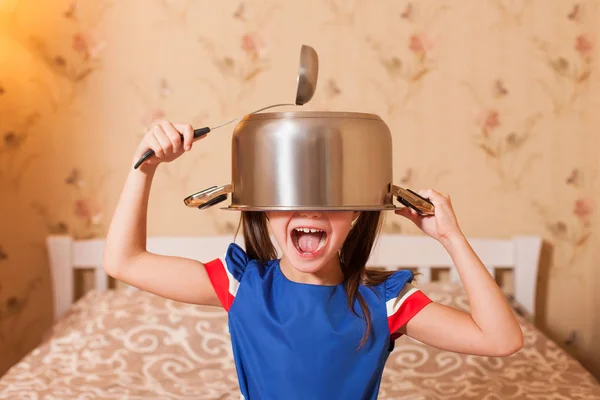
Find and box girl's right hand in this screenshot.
[133,120,196,167]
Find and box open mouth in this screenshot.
[291,227,328,256]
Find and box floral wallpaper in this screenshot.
[0,0,599,380]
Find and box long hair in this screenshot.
[237,211,393,347]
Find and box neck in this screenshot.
[279,254,344,286]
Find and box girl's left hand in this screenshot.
[395,189,463,245]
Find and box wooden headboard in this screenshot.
[46,234,542,322]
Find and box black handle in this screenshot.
[396,188,434,216]
[406,189,434,205]
[133,127,211,169]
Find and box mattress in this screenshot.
[0,282,598,399]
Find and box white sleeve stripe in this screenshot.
[386,284,419,317]
[223,257,241,297]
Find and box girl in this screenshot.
[104,120,524,399]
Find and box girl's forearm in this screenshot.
[103,159,157,272]
[441,233,523,346]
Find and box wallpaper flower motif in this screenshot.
[325,79,342,99]
[197,2,278,119]
[153,0,196,29]
[465,79,543,190]
[532,168,596,277]
[0,113,41,190]
[365,3,448,116]
[323,0,370,29]
[197,31,270,117]
[29,1,110,110]
[0,277,43,364]
[489,2,594,115]
[71,31,105,62]
[32,168,107,240]
[491,0,532,28]
[366,34,435,115]
[534,32,594,115]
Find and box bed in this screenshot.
[0,234,598,399]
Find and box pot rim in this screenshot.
[240,110,382,121]
[183,183,411,211]
[219,205,401,211]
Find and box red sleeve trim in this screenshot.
[204,258,235,311]
[387,290,432,335]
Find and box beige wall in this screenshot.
[1,0,599,378]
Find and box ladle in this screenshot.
[133,44,319,169]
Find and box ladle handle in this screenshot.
[133,127,211,169]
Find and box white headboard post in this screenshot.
[47,235,112,321]
[513,236,543,318]
[47,235,74,321]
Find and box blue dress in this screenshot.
[204,243,431,400]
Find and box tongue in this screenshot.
[298,232,323,253]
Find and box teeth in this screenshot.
[294,227,323,233]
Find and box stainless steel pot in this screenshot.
[184,111,435,214]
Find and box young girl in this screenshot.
[104,120,524,399]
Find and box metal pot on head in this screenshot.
[184,111,434,215]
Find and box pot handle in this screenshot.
[390,184,435,216]
[184,184,232,210]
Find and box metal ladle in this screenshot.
[133,44,319,169]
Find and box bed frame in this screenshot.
[46,234,542,323]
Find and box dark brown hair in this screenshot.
[236,211,393,347]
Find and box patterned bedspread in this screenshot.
[0,283,598,399]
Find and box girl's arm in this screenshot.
[395,190,524,356]
[103,121,220,306]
